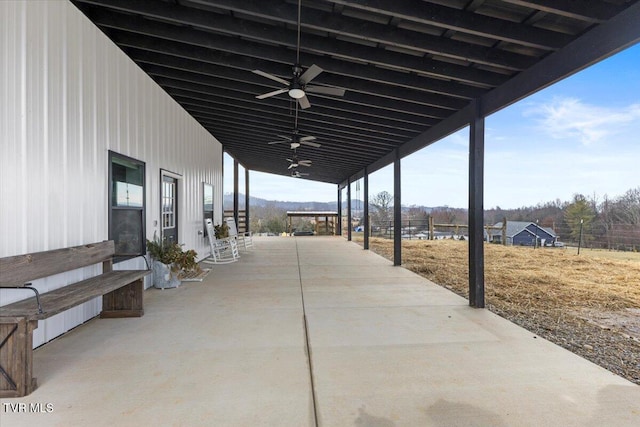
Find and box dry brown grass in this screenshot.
[362,237,640,312]
[354,236,640,384]
[564,246,640,262]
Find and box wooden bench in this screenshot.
[0,240,150,397]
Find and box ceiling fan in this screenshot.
[267,101,320,148]
[268,129,319,149]
[291,170,309,178]
[252,0,345,109]
[287,155,312,169]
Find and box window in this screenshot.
[109,151,146,258]
[162,176,176,231]
[203,183,214,237]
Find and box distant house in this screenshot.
[493,221,557,246]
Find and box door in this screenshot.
[161,174,178,243]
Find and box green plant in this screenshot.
[174,248,200,276]
[146,234,201,278]
[214,222,229,239]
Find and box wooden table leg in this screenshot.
[101,279,144,318]
[0,317,38,397]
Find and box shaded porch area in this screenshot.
[287,211,339,235]
[2,237,638,426]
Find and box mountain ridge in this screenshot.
[223,193,441,212]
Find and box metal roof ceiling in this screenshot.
[72,0,640,185]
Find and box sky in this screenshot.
[226,43,640,209]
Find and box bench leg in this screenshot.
[0,317,38,398]
[101,278,144,318]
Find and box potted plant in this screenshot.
[214,222,229,239]
[146,234,201,289]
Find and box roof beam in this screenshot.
[111,31,484,100]
[128,48,467,111]
[76,0,536,71]
[151,74,452,122]
[218,140,383,168]
[218,137,381,169]
[499,0,623,23]
[165,87,434,128]
[75,0,534,72]
[194,116,403,150]
[195,115,401,149]
[320,0,572,50]
[215,132,389,163]
[143,64,453,120]
[173,96,430,134]
[183,103,419,141]
[84,6,508,87]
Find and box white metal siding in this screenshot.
[0,1,224,347]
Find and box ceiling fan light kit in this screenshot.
[288,87,305,99]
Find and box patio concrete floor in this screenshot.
[1,236,639,426]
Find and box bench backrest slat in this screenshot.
[0,241,115,286]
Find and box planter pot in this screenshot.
[152,260,181,289]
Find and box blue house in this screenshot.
[493,221,557,246]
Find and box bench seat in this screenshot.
[0,240,150,397]
[0,270,149,320]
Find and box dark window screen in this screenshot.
[109,151,146,260]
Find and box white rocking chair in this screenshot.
[202,219,240,264]
[225,217,254,251]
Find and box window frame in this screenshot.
[203,182,214,237]
[108,150,146,262]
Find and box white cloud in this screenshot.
[524,97,640,145]
[484,145,640,209]
[445,129,469,147]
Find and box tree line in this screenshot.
[244,187,640,250]
[484,188,640,250]
[368,187,640,250]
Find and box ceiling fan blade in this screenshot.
[299,64,323,85]
[306,85,346,97]
[286,158,294,162]
[299,161,312,167]
[252,69,290,86]
[288,164,296,169]
[298,95,311,109]
[256,88,288,100]
[300,140,321,148]
[267,140,287,145]
[299,135,316,142]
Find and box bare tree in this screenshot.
[598,195,616,249]
[369,191,393,228]
[431,207,466,224]
[405,206,429,222]
[614,187,640,225]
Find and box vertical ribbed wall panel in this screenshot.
[0,4,19,255]
[0,1,223,347]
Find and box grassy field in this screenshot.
[355,237,640,311]
[562,246,640,262]
[351,235,640,383]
